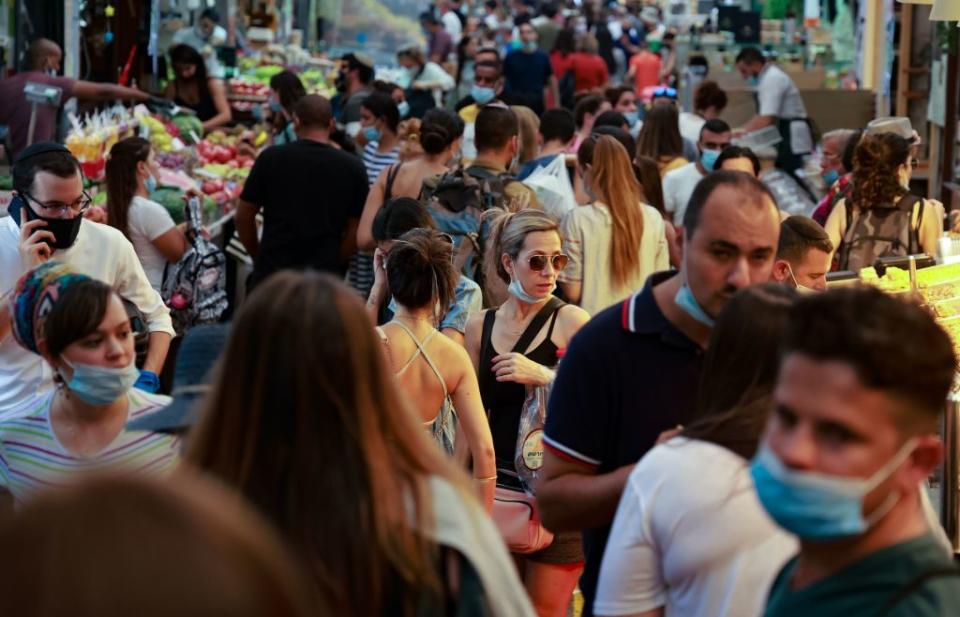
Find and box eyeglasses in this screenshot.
[527,253,568,271]
[22,191,92,218]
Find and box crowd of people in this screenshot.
[1,1,960,616]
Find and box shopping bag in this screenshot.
[522,155,576,223]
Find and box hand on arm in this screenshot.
[17,209,54,271]
[490,352,555,385]
[366,248,388,324]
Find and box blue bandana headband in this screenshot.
[11,261,91,355]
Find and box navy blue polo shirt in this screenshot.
[543,270,703,616]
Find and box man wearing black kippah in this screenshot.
[0,143,174,412]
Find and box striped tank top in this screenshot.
[0,390,180,507]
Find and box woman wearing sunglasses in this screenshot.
[560,135,669,316]
[465,209,590,617]
[376,227,496,512]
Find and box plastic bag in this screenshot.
[522,155,577,223]
[514,381,552,495]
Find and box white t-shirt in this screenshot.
[756,63,808,120]
[0,217,174,415]
[559,202,669,316]
[594,438,797,617]
[128,196,177,291]
[441,11,463,43]
[662,161,704,225]
[679,111,705,146]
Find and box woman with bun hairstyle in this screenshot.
[825,132,943,271]
[560,135,669,316]
[0,262,179,510]
[357,108,464,250]
[375,228,496,511]
[464,209,591,617]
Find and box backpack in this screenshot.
[420,166,515,300]
[161,197,228,335]
[837,194,926,272]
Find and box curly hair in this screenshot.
[850,133,910,211]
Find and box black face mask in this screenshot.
[335,71,348,93]
[7,196,83,250]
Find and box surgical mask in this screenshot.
[269,98,283,113]
[61,358,140,406]
[363,125,382,143]
[508,273,550,303]
[398,100,411,118]
[822,168,840,186]
[13,196,83,250]
[524,40,538,53]
[471,85,496,105]
[623,110,639,127]
[750,440,916,541]
[787,264,818,294]
[145,174,158,194]
[700,148,720,172]
[674,251,715,327]
[747,75,759,87]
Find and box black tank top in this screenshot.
[174,80,219,122]
[478,298,563,486]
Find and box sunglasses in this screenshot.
[527,253,569,271]
[652,87,677,99]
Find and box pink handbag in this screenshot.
[492,486,554,554]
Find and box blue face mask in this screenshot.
[62,358,141,406]
[674,272,714,327]
[747,75,759,87]
[398,100,411,118]
[524,40,538,53]
[822,168,840,186]
[269,98,284,113]
[750,441,915,541]
[363,125,382,143]
[508,274,550,304]
[145,174,158,194]
[471,85,496,105]
[700,148,720,172]
[623,110,639,127]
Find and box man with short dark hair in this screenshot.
[539,171,781,617]
[0,39,150,158]
[0,143,174,410]
[771,216,833,292]
[735,46,812,177]
[334,52,375,125]
[532,3,561,53]
[756,287,960,616]
[663,118,732,224]
[171,8,227,78]
[422,12,455,64]
[236,95,369,289]
[517,108,575,181]
[457,60,505,164]
[502,22,558,116]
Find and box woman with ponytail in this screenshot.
[559,135,669,315]
[357,109,464,250]
[105,137,187,291]
[464,209,590,616]
[376,228,496,512]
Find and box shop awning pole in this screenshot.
[942,394,959,553]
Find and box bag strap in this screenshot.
[880,566,960,615]
[511,297,564,354]
[478,309,498,397]
[384,163,402,202]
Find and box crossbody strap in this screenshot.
[511,297,564,355]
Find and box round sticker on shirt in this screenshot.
[521,428,544,471]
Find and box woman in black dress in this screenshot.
[164,44,232,133]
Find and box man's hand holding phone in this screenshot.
[18,207,55,269]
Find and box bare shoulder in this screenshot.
[555,303,590,345]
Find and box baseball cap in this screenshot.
[126,324,230,434]
[865,117,921,146]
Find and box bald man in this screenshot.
[0,39,150,158]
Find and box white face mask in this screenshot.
[787,264,819,294]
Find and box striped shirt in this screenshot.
[0,390,180,506]
[348,143,400,297]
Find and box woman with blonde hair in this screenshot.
[560,135,669,315]
[512,105,541,172]
[465,209,591,617]
[188,270,534,616]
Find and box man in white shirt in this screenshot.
[735,47,812,178]
[439,0,463,43]
[171,8,227,79]
[0,143,174,414]
[663,119,731,225]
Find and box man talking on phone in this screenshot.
[0,142,174,414]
